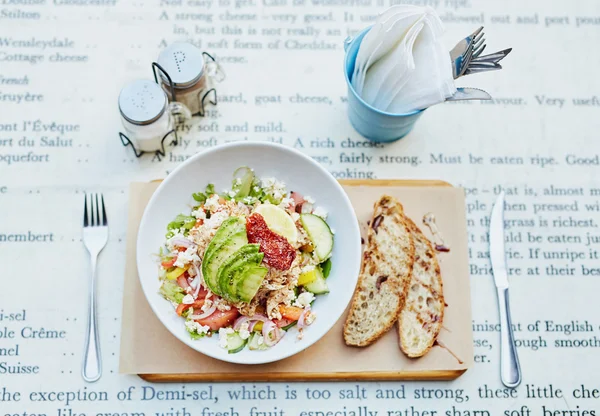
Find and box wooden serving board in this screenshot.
[119,179,473,382]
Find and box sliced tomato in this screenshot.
[176,298,206,316]
[161,257,176,268]
[273,318,294,328]
[177,275,191,291]
[279,305,303,321]
[196,287,209,299]
[196,308,240,331]
[176,303,188,316]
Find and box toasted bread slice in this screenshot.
[344,195,415,347]
[398,216,444,357]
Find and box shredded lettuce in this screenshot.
[186,326,206,340]
[167,214,196,231]
[160,282,185,304]
[192,192,207,203]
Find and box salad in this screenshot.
[157,167,334,353]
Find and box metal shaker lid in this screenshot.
[118,80,167,125]
[157,42,205,88]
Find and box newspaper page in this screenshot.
[1,0,599,415]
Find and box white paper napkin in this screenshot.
[352,6,456,114]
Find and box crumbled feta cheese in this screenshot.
[174,246,200,268]
[182,294,195,305]
[305,311,316,325]
[218,327,235,348]
[239,322,251,340]
[253,186,260,193]
[201,299,213,313]
[257,335,265,346]
[191,209,206,220]
[203,211,228,230]
[313,206,328,219]
[228,190,237,198]
[185,320,210,335]
[279,197,293,209]
[235,178,242,185]
[304,195,315,204]
[261,177,286,200]
[185,320,196,332]
[204,194,221,212]
[214,297,232,311]
[293,291,315,308]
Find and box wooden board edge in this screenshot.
[339,179,453,188]
[138,369,466,383]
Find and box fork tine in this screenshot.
[473,48,512,63]
[84,194,89,227]
[101,194,107,226]
[471,26,484,39]
[473,31,484,46]
[465,26,483,45]
[89,194,95,227]
[95,194,101,227]
[460,47,474,74]
[473,44,486,59]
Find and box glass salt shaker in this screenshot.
[118,80,175,153]
[157,42,224,115]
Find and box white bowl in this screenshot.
[136,142,362,364]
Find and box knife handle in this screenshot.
[497,287,522,388]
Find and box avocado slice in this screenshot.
[217,244,263,301]
[236,265,269,303]
[202,227,248,295]
[202,217,245,265]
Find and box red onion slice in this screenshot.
[170,238,197,248]
[193,264,202,298]
[298,306,311,329]
[233,314,269,331]
[189,303,217,320]
[262,320,284,346]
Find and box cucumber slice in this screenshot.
[248,332,268,350]
[217,245,262,301]
[300,213,334,262]
[226,332,247,354]
[304,266,329,294]
[202,228,248,295]
[237,265,268,303]
[232,166,254,199]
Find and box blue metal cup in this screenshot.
[344,27,424,143]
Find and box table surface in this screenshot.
[1,0,599,414]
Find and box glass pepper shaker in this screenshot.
[118,80,174,153]
[157,42,224,115]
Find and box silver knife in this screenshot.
[490,191,522,388]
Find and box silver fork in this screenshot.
[450,26,486,79]
[82,193,108,382]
